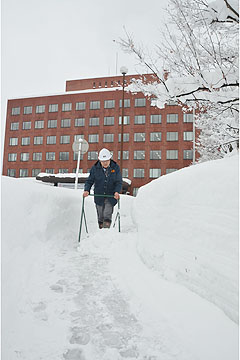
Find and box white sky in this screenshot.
[1,0,169,157]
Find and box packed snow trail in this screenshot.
[2,156,238,360]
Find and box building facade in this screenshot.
[2,74,196,195]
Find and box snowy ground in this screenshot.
[2,154,239,360]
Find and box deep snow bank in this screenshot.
[134,154,239,323]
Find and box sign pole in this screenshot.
[75,142,82,190]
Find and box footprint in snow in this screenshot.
[63,348,85,360]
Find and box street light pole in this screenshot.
[120,66,128,172]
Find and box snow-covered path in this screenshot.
[2,155,238,360]
[15,224,237,360]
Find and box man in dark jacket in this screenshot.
[83,148,122,229]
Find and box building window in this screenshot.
[62,103,72,112]
[134,133,145,142]
[48,119,57,128]
[150,97,158,106]
[45,168,55,174]
[10,122,19,130]
[122,168,128,177]
[73,152,84,161]
[75,118,85,127]
[9,137,18,146]
[167,100,178,106]
[21,137,30,146]
[88,134,99,143]
[11,107,20,116]
[22,121,31,130]
[73,168,83,173]
[74,134,84,141]
[49,104,58,113]
[36,105,45,114]
[183,132,193,141]
[167,114,178,123]
[88,151,98,160]
[150,132,161,141]
[46,152,55,161]
[23,106,32,115]
[19,169,28,177]
[59,152,69,161]
[133,169,145,178]
[183,113,193,123]
[8,153,17,162]
[133,188,139,196]
[119,99,130,108]
[90,101,100,110]
[149,168,161,178]
[35,120,44,129]
[103,134,114,143]
[150,114,162,124]
[47,136,56,145]
[104,116,114,126]
[150,150,161,160]
[61,118,71,128]
[105,81,108,88]
[89,117,99,126]
[76,102,86,110]
[183,150,193,159]
[104,100,115,109]
[166,150,178,160]
[166,168,178,174]
[7,169,16,177]
[118,133,129,142]
[20,153,29,162]
[60,135,70,144]
[134,115,146,124]
[134,150,145,160]
[58,168,68,174]
[119,116,130,125]
[32,169,41,177]
[93,82,96,89]
[135,98,146,107]
[33,152,42,161]
[167,132,178,141]
[34,136,43,145]
[118,151,129,160]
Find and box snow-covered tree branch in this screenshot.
[119,0,239,161]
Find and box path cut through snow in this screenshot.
[2,156,238,360]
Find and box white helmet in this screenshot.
[98,148,112,161]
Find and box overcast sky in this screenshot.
[1,0,168,153]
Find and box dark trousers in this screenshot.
[95,198,114,224]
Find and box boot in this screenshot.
[103,220,111,228]
[98,222,103,229]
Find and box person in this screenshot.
[83,148,122,229]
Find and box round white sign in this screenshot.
[72,139,89,154]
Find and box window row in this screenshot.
[7,167,178,179]
[10,114,194,130]
[11,98,151,116]
[8,149,193,162]
[9,131,194,146]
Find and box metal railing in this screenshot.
[78,194,120,244]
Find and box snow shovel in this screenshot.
[78,194,120,245]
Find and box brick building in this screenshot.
[2,74,196,196]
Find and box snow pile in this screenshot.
[1,154,239,359]
[134,154,239,323]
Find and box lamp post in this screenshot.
[120,66,128,173]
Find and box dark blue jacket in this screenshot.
[84,160,122,206]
